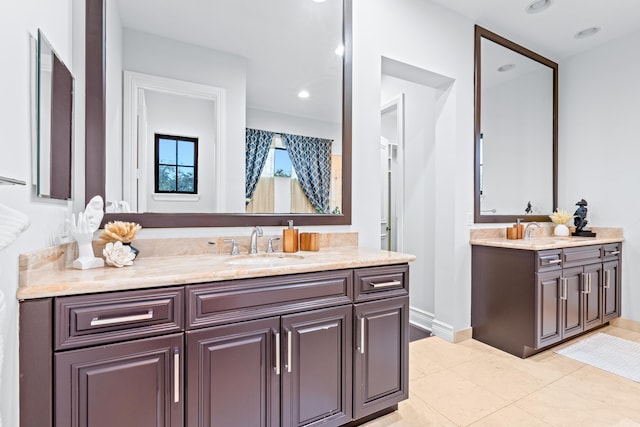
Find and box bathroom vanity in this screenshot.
[18,244,413,427]
[471,229,623,358]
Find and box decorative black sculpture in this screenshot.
[572,199,596,237]
[525,201,532,214]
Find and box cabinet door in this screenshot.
[186,317,280,427]
[561,267,584,339]
[536,270,562,347]
[281,305,352,427]
[55,334,183,427]
[603,260,621,321]
[583,263,603,330]
[353,296,409,420]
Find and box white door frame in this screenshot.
[380,93,405,252]
[122,71,225,212]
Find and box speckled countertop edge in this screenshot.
[17,247,416,300]
[470,226,623,250]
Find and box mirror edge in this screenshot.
[85,0,352,227]
[474,25,558,224]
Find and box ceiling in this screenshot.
[114,0,343,123]
[429,0,640,61]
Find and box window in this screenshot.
[273,147,293,177]
[155,134,198,194]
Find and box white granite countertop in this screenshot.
[17,247,416,300]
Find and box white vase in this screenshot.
[554,224,570,237]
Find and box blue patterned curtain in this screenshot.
[282,133,333,213]
[245,128,274,205]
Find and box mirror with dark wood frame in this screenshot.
[474,25,558,224]
[84,0,352,227]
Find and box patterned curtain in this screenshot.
[282,133,332,213]
[245,128,274,205]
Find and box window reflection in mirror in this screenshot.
[474,26,558,223]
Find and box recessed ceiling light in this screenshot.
[526,0,552,14]
[574,27,601,39]
[298,90,310,99]
[312,0,327,3]
[497,64,516,72]
[335,45,344,56]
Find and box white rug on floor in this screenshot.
[556,333,640,383]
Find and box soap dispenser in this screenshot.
[283,220,299,253]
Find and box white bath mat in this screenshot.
[555,333,640,383]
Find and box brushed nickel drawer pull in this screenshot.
[274,331,280,375]
[173,348,180,403]
[607,250,620,256]
[604,270,611,289]
[546,259,562,264]
[560,278,568,300]
[582,273,589,294]
[286,330,292,373]
[370,280,401,288]
[360,317,365,354]
[90,309,154,326]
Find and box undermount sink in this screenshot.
[225,253,305,266]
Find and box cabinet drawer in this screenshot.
[187,270,353,329]
[563,246,602,268]
[537,250,562,272]
[602,243,621,260]
[353,264,409,302]
[55,287,184,350]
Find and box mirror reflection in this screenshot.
[105,0,343,215]
[37,30,73,200]
[475,26,557,223]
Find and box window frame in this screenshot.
[154,133,199,194]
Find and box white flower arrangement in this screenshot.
[549,209,573,225]
[103,241,136,268]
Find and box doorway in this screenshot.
[380,95,404,252]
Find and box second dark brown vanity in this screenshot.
[472,241,621,358]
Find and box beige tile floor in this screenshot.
[363,325,640,427]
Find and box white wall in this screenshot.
[143,91,218,213]
[352,0,474,339]
[482,68,553,215]
[121,28,247,212]
[0,1,74,425]
[560,30,640,322]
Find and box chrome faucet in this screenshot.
[524,222,540,240]
[249,226,263,254]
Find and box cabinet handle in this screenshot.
[90,309,153,326]
[582,273,589,294]
[560,277,567,300]
[286,330,292,373]
[370,280,401,288]
[589,274,593,293]
[360,317,365,354]
[604,270,611,289]
[274,331,280,376]
[546,259,562,264]
[173,348,180,403]
[607,250,621,256]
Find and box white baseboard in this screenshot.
[431,319,455,342]
[409,306,434,332]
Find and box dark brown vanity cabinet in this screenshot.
[472,243,621,357]
[20,264,409,427]
[353,296,408,419]
[186,306,353,427]
[51,288,185,427]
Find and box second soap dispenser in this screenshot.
[283,220,299,253]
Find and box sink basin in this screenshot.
[225,253,305,266]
